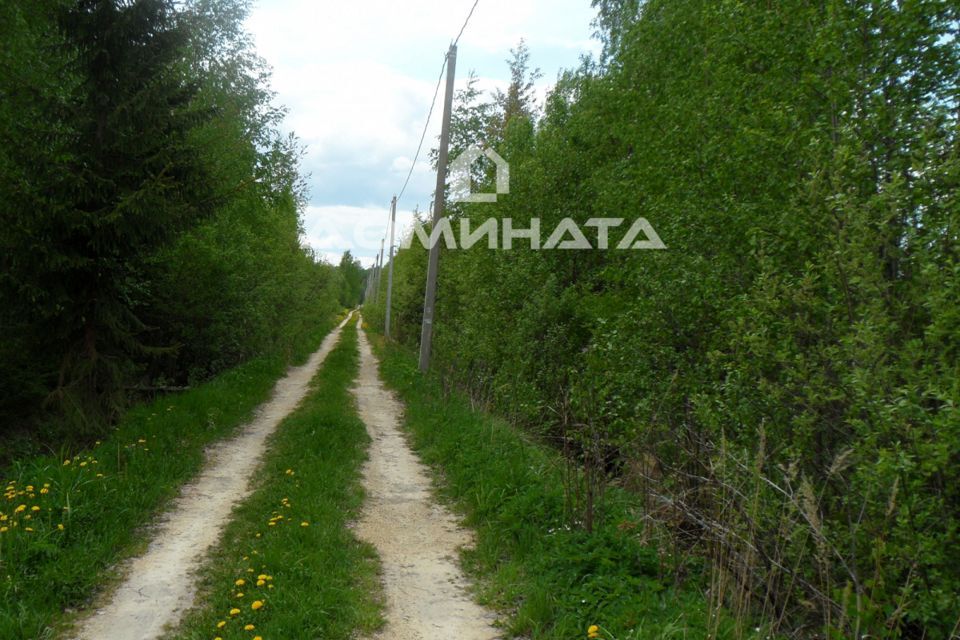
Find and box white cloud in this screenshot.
[302,204,419,263]
[245,0,599,258]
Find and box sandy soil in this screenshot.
[69,312,354,640]
[352,316,500,640]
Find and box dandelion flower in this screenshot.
[217,620,226,628]
[251,600,264,611]
[244,624,255,631]
[300,522,309,527]
[229,608,240,616]
[57,523,65,531]
[235,579,246,587]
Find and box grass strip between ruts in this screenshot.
[172,320,383,640]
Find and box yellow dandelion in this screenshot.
[236,592,244,598]
[57,523,65,531]
[256,579,265,587]
[300,522,309,527]
[0,527,8,533]
[217,620,226,628]
[235,579,246,587]
[31,506,40,512]
[14,504,26,513]
[244,624,255,631]
[257,574,268,581]
[229,608,240,616]
[251,600,264,611]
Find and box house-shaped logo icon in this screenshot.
[449,145,510,203]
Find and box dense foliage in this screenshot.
[365,2,960,637]
[0,0,350,452]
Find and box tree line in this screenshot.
[364,1,959,637]
[0,0,361,454]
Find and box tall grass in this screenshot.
[369,333,761,640]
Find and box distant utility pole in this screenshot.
[418,43,457,373]
[385,195,397,338]
[374,238,384,304]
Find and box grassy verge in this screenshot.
[369,333,757,640]
[0,315,339,639]
[172,320,382,640]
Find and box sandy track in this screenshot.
[70,312,353,640]
[352,316,499,640]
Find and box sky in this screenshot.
[243,0,601,267]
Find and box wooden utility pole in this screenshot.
[418,44,457,373]
[374,238,384,303]
[385,195,397,338]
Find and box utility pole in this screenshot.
[374,238,384,304]
[419,44,457,373]
[385,195,397,338]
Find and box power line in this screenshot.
[454,0,480,47]
[396,55,447,204]
[396,0,480,205]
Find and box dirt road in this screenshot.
[352,316,499,640]
[71,313,353,640]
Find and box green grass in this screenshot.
[0,315,339,640]
[369,333,759,640]
[172,320,383,640]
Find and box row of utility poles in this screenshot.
[365,43,458,374]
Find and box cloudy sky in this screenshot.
[243,0,601,266]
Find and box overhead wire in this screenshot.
[395,0,480,205]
